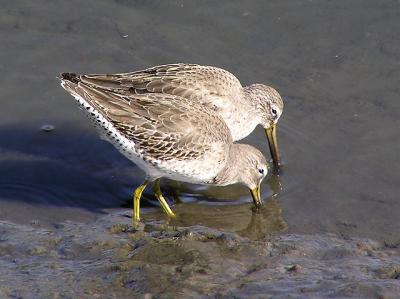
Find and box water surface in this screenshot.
[1,0,399,241]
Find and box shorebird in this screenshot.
[68,64,284,167]
[59,74,269,224]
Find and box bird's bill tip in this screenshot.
[250,184,262,207]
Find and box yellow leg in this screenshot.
[133,179,149,225]
[153,179,176,217]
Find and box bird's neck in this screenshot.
[221,89,261,141]
[210,144,244,186]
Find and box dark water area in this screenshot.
[1,0,400,297]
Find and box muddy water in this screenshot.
[1,0,400,297]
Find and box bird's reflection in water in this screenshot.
[236,198,287,240]
[237,172,287,240]
[143,171,287,240]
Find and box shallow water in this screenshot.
[1,0,400,297]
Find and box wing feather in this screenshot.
[79,64,243,109]
[61,80,232,162]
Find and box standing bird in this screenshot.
[68,64,284,167]
[59,74,269,224]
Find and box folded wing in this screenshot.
[76,64,243,109]
[61,79,232,162]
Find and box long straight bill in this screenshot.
[265,124,281,168]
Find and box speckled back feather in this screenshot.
[67,63,284,142]
[61,79,232,163]
[79,63,243,109]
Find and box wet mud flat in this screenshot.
[0,211,399,299]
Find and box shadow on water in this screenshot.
[0,123,288,229]
[0,123,143,220]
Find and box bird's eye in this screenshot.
[271,108,277,115]
[258,168,265,175]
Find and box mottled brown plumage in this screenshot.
[70,63,284,165]
[80,64,242,102]
[68,81,230,163]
